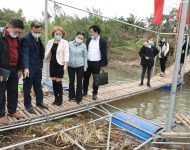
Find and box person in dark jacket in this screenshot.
[0,18,24,125]
[21,21,48,114]
[179,36,190,74]
[139,37,158,87]
[83,25,108,100]
[158,37,170,77]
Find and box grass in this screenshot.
[108,39,144,61]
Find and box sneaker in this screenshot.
[139,82,143,86]
[7,112,24,119]
[92,94,97,100]
[147,83,151,88]
[0,117,9,125]
[36,102,48,109]
[26,107,36,114]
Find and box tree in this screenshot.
[0,8,26,25]
[146,8,178,33]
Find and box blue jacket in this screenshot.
[68,40,87,68]
[21,32,45,69]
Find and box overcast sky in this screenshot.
[0,0,181,21]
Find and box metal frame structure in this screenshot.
[166,0,190,132]
[1,104,163,150]
[0,76,171,132]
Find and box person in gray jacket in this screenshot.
[68,31,87,104]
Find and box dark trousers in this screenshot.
[0,67,18,117]
[68,66,84,101]
[83,61,101,95]
[141,65,152,84]
[23,66,43,108]
[160,57,167,73]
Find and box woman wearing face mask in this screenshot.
[158,37,169,77]
[68,32,87,104]
[139,37,158,87]
[44,26,69,106]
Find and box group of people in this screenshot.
[0,18,107,124]
[0,18,189,125]
[139,35,189,87]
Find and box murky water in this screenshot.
[110,72,190,124]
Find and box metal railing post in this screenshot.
[166,0,189,131]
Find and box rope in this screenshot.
[48,0,158,34]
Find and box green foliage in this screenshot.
[146,8,178,33]
[0,8,26,25]
[0,7,177,62]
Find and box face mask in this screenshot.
[148,40,154,46]
[10,33,18,38]
[91,35,96,39]
[54,35,62,41]
[161,39,165,42]
[75,37,83,44]
[32,32,41,39]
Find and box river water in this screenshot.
[110,70,190,124]
[44,62,190,124]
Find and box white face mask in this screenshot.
[75,37,83,44]
[32,32,41,39]
[148,40,154,46]
[91,35,96,39]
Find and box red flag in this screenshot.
[177,1,189,24]
[153,0,165,24]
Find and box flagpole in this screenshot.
[166,0,189,132]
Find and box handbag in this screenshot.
[0,68,10,81]
[93,72,108,86]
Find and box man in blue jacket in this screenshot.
[21,21,48,114]
[83,25,108,100]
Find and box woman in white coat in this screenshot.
[44,26,69,106]
[158,37,169,77]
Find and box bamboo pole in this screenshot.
[179,114,190,125]
[161,132,190,136]
[175,114,190,128]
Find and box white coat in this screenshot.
[44,39,69,65]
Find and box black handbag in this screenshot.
[0,68,10,81]
[93,72,108,86]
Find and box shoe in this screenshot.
[82,92,87,97]
[26,107,36,114]
[92,94,97,100]
[76,99,82,105]
[147,83,151,87]
[53,101,62,106]
[0,117,9,125]
[7,112,24,119]
[36,102,48,109]
[52,101,58,105]
[139,82,143,86]
[69,97,75,101]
